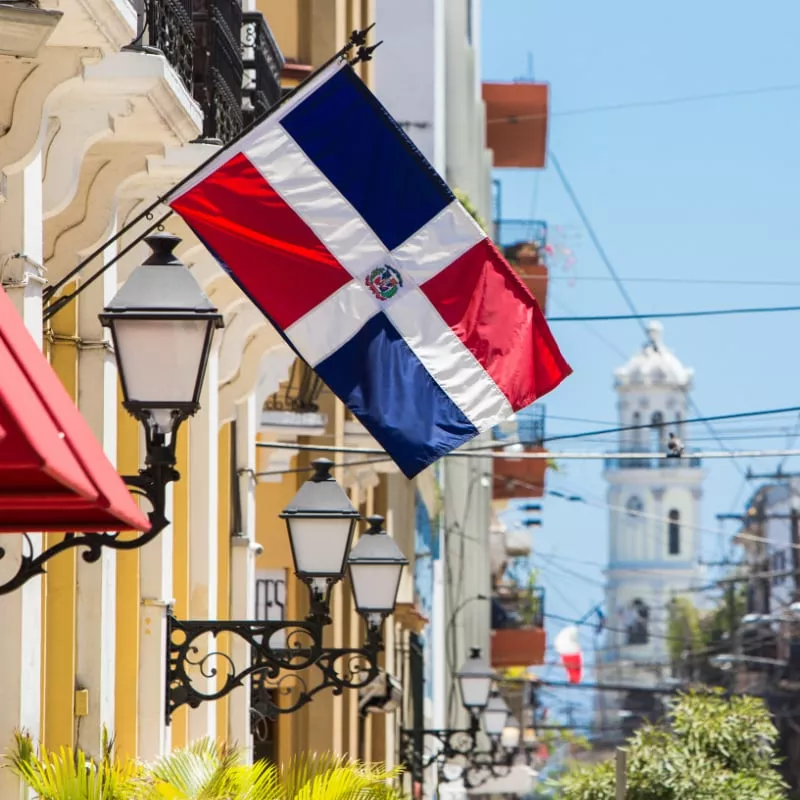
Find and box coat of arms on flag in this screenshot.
[168,59,571,478]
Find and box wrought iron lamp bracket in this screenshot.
[0,419,185,595]
[435,743,515,790]
[166,613,383,724]
[400,716,480,772]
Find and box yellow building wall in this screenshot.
[42,292,79,750]
[114,385,142,761]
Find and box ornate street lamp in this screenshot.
[280,458,361,616]
[348,515,408,627]
[400,647,498,780]
[167,468,408,722]
[482,689,511,741]
[100,232,223,440]
[0,234,222,594]
[457,646,495,713]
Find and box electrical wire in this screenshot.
[485,82,800,125]
[547,304,800,322]
[549,275,800,288]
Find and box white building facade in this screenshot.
[596,322,706,733]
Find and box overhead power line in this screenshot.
[547,304,800,323]
[549,275,800,288]
[485,82,800,124]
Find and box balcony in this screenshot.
[482,81,548,168]
[242,11,284,128]
[493,405,547,501]
[496,220,549,310]
[145,0,283,143]
[604,453,702,471]
[490,585,546,668]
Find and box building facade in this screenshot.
[596,322,705,737]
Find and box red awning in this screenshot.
[0,286,150,533]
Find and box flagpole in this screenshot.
[44,24,376,305]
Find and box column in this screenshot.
[228,395,258,759]
[74,229,118,757]
[0,159,44,800]
[187,346,219,742]
[651,487,665,561]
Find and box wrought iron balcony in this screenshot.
[604,452,702,471]
[494,219,548,252]
[143,0,285,143]
[492,586,545,631]
[490,586,546,669]
[192,0,244,143]
[146,0,195,91]
[242,11,284,128]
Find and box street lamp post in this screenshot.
[167,461,408,722]
[400,648,496,778]
[0,233,223,594]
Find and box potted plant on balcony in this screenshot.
[491,569,546,668]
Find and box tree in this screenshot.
[558,691,789,800]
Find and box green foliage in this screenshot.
[133,743,404,800]
[558,691,789,800]
[453,189,487,232]
[6,734,404,800]
[5,729,141,800]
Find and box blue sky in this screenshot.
[482,0,800,726]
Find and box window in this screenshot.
[651,411,665,451]
[631,411,642,447]
[668,509,680,555]
[626,599,650,645]
[466,0,473,43]
[626,496,643,518]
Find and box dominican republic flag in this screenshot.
[168,61,571,478]
[555,625,583,684]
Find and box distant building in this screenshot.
[595,322,706,742]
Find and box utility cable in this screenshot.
[547,304,800,323]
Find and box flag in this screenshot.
[168,61,571,478]
[554,625,583,684]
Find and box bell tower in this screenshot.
[596,322,705,735]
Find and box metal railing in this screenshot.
[494,219,548,251]
[242,11,284,128]
[192,0,244,142]
[491,586,545,630]
[604,454,702,470]
[146,0,285,143]
[147,0,195,91]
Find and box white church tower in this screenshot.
[596,322,705,737]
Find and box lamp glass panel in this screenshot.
[287,517,353,576]
[349,562,402,613]
[113,318,209,406]
[483,700,510,738]
[459,674,492,710]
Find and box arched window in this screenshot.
[631,411,642,448]
[626,599,650,645]
[668,509,680,555]
[626,496,643,518]
[651,411,665,452]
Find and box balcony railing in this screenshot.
[491,586,545,630]
[145,0,284,143]
[147,0,195,91]
[604,453,702,471]
[192,0,243,143]
[242,11,284,128]
[494,219,548,252]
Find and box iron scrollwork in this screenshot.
[399,718,480,775]
[0,420,183,595]
[166,613,382,725]
[436,742,515,790]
